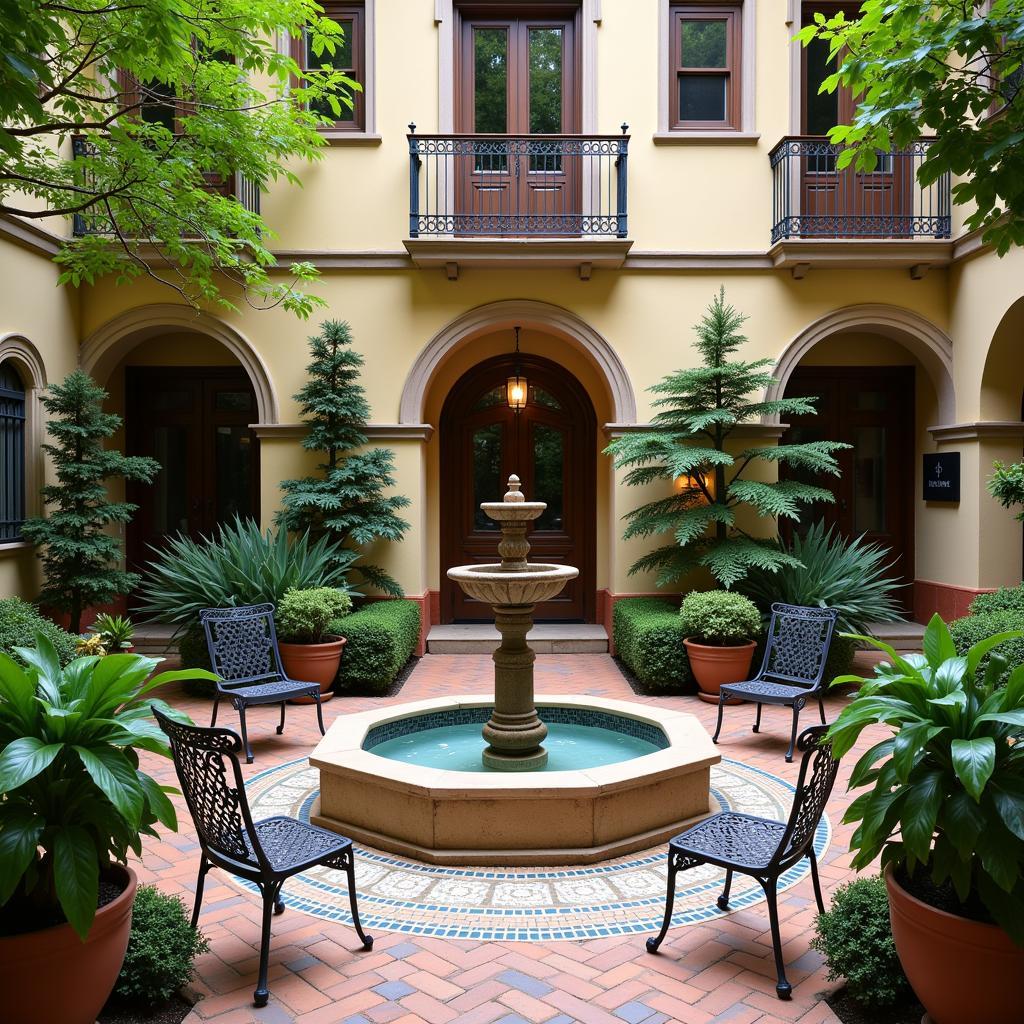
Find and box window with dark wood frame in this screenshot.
[293,2,365,132]
[669,3,741,130]
[0,362,26,543]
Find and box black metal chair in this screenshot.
[646,725,839,1000]
[711,603,838,762]
[201,603,326,763]
[154,708,373,1008]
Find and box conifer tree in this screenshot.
[606,289,847,589]
[277,320,411,595]
[20,371,160,633]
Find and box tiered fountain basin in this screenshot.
[310,695,720,866]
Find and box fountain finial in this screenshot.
[504,475,525,503]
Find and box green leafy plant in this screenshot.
[0,635,217,939]
[679,590,761,646]
[829,614,1024,944]
[89,614,135,652]
[111,885,209,1010]
[810,875,910,1009]
[0,597,77,667]
[333,599,422,695]
[275,587,352,645]
[971,585,1024,616]
[613,598,694,693]
[605,289,846,588]
[989,460,1024,521]
[277,321,411,595]
[19,371,160,634]
[950,611,1024,686]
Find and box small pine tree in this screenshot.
[20,371,160,633]
[277,320,411,595]
[606,289,848,589]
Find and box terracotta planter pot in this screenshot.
[0,863,137,1024]
[683,638,756,704]
[885,864,1024,1024]
[281,635,346,704]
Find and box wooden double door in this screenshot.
[455,6,581,234]
[782,367,915,605]
[440,354,595,622]
[126,367,258,574]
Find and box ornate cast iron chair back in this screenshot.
[201,603,284,687]
[758,603,838,691]
[775,725,840,867]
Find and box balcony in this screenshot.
[70,135,260,237]
[405,128,631,279]
[768,137,952,277]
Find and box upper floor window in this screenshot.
[670,3,742,130]
[295,2,366,133]
[0,361,26,543]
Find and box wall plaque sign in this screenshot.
[923,452,960,503]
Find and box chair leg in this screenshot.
[276,701,286,736]
[711,694,727,744]
[761,878,792,1000]
[275,887,286,915]
[817,695,827,726]
[646,853,680,953]
[210,695,220,728]
[752,703,763,734]
[253,884,280,1007]
[716,868,734,911]
[238,705,254,765]
[314,692,326,737]
[343,853,374,950]
[191,856,210,928]
[785,702,802,763]
[809,849,825,914]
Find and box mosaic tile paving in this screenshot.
[230,756,831,942]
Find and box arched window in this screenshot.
[0,361,26,542]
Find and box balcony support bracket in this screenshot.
[579,262,593,281]
[445,261,459,281]
[791,262,811,280]
[910,263,930,280]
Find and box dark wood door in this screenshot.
[455,9,580,234]
[440,354,595,622]
[801,5,912,236]
[782,367,915,605]
[126,368,258,574]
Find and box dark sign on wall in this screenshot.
[923,452,960,503]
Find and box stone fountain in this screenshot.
[445,475,578,771]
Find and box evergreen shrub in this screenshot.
[678,590,761,646]
[949,609,1024,683]
[275,586,352,644]
[613,598,694,692]
[970,584,1024,615]
[332,599,421,694]
[0,597,77,666]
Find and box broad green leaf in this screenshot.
[0,737,62,791]
[968,631,1024,679]
[0,652,36,727]
[976,709,1024,728]
[54,826,99,940]
[989,777,1024,842]
[892,723,943,782]
[951,736,996,801]
[922,614,956,670]
[0,806,43,904]
[139,772,177,831]
[74,746,144,827]
[900,770,945,861]
[940,789,987,857]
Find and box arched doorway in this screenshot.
[440,352,596,622]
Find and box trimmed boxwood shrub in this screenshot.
[0,597,78,666]
[949,609,1024,683]
[332,599,421,695]
[970,584,1024,615]
[613,598,694,693]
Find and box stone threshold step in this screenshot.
[427,623,608,654]
[865,620,926,652]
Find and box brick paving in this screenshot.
[133,653,889,1024]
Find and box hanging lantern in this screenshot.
[506,325,527,410]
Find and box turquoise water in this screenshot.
[370,722,660,772]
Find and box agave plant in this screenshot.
[737,521,904,635]
[89,613,135,652]
[134,516,357,627]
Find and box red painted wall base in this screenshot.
[912,579,994,624]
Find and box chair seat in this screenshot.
[247,816,352,872]
[720,679,813,704]
[224,679,319,704]
[670,811,786,871]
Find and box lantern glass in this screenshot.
[506,375,528,410]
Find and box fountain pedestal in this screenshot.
[446,476,578,771]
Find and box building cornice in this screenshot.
[0,214,63,257]
[929,421,1024,443]
[250,422,434,441]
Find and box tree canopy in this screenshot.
[801,0,1024,255]
[0,0,358,315]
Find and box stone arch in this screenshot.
[768,304,955,423]
[80,304,279,423]
[0,334,49,527]
[980,295,1024,421]
[0,333,47,392]
[399,299,637,426]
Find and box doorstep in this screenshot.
[865,620,925,652]
[426,623,609,654]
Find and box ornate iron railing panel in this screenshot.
[407,127,629,239]
[0,363,26,543]
[769,137,950,244]
[71,134,260,237]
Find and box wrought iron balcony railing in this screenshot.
[407,127,629,239]
[769,137,950,244]
[70,134,261,237]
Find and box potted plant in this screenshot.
[275,586,352,702]
[89,613,136,653]
[0,634,217,1024]
[679,590,761,703]
[828,614,1024,1024]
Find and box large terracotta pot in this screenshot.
[885,864,1024,1024]
[281,634,346,704]
[683,638,756,704]
[0,863,137,1024]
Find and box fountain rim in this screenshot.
[446,562,579,581]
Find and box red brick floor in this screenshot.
[134,654,889,1024]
